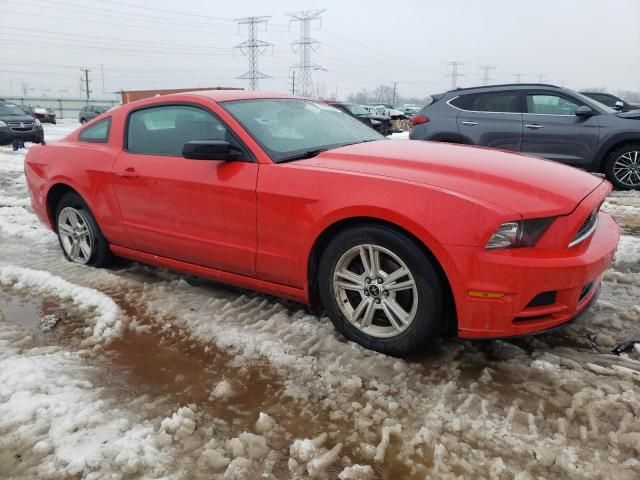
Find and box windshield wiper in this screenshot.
[278,148,328,163]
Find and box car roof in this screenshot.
[445,83,562,95]
[177,90,299,102]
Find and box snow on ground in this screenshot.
[1,121,640,479]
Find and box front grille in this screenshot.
[569,208,598,247]
[7,121,34,132]
[526,291,557,308]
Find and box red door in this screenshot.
[111,104,258,276]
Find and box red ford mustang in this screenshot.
[24,91,620,356]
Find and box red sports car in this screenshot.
[24,91,620,356]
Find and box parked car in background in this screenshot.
[410,83,640,189]
[402,105,423,116]
[0,101,45,146]
[24,90,619,356]
[325,101,391,136]
[21,105,57,124]
[79,104,109,123]
[580,91,640,112]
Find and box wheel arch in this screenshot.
[595,135,640,172]
[307,216,458,335]
[46,183,83,231]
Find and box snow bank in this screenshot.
[0,265,125,345]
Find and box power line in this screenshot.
[288,9,325,97]
[234,16,273,91]
[478,64,497,86]
[445,61,465,89]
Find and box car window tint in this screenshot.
[127,105,229,156]
[450,92,521,113]
[590,94,615,107]
[527,94,579,115]
[449,94,475,110]
[79,118,111,143]
[469,92,521,113]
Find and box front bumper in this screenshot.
[0,126,44,145]
[450,211,619,339]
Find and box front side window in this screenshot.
[343,104,368,115]
[79,118,111,143]
[222,99,383,162]
[127,105,230,156]
[526,94,580,115]
[450,92,521,113]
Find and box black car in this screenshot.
[21,105,57,124]
[409,83,640,189]
[79,104,109,124]
[0,102,45,146]
[580,92,640,113]
[326,101,391,136]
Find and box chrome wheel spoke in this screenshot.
[385,279,415,292]
[57,207,93,265]
[335,268,363,291]
[615,151,640,186]
[382,298,410,329]
[79,240,92,259]
[70,240,80,259]
[383,266,410,286]
[58,223,74,236]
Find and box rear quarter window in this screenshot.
[79,118,111,143]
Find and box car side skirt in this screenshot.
[109,244,309,304]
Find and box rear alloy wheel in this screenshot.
[56,192,113,267]
[605,145,640,190]
[319,226,442,356]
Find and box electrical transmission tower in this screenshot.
[234,16,273,90]
[80,68,92,100]
[288,9,325,97]
[445,62,465,89]
[479,64,497,86]
[537,73,547,83]
[513,73,525,83]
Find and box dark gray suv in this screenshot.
[410,84,640,189]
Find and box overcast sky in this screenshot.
[1,0,639,100]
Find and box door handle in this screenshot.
[461,121,478,126]
[525,124,544,129]
[115,167,139,178]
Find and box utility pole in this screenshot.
[101,64,105,92]
[479,64,497,86]
[80,68,92,100]
[537,73,546,83]
[445,62,465,89]
[392,82,397,104]
[288,9,325,98]
[290,70,296,95]
[234,16,273,90]
[513,73,525,83]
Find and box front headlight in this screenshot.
[486,218,553,249]
[371,119,381,126]
[34,119,41,126]
[0,120,6,127]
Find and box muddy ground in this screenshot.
[1,121,639,479]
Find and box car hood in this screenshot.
[301,140,603,216]
[0,114,35,123]
[616,110,640,119]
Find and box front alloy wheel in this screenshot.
[613,150,640,188]
[318,225,443,356]
[333,244,418,338]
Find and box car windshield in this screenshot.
[222,98,383,162]
[0,104,27,115]
[568,90,616,114]
[343,103,368,115]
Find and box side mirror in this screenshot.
[575,106,595,117]
[614,100,624,111]
[182,140,243,161]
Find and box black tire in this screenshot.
[55,192,113,267]
[318,225,443,357]
[604,144,640,190]
[80,118,87,124]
